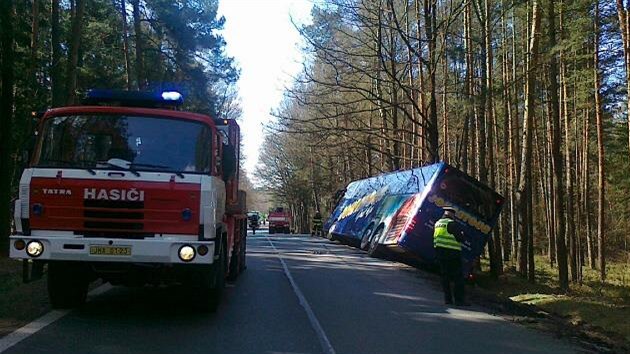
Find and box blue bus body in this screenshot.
[324,162,504,274]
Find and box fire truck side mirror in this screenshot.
[221,144,237,181]
[22,134,36,165]
[22,150,30,165]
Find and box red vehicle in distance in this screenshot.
[268,207,291,234]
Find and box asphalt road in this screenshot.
[1,231,582,354]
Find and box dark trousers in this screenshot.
[435,248,465,304]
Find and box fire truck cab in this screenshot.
[9,90,247,311]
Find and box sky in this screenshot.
[217,0,313,180]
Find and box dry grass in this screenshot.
[476,255,630,342]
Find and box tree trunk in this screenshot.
[121,0,132,90]
[51,0,63,106]
[546,0,569,291]
[559,0,577,282]
[423,0,439,162]
[501,0,513,261]
[615,0,630,157]
[406,6,417,167]
[583,109,595,269]
[562,62,577,282]
[593,1,606,281]
[29,0,40,82]
[386,5,400,170]
[516,0,541,278]
[132,0,145,89]
[463,0,474,175]
[65,0,86,105]
[415,0,426,164]
[441,30,449,162]
[0,0,15,256]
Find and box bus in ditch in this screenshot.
[323,162,504,276]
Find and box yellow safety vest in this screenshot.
[433,218,462,251]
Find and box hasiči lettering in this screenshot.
[83,188,145,202]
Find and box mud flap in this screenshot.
[22,259,45,283]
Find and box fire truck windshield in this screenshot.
[35,114,213,174]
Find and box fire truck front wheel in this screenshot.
[47,261,90,309]
[197,244,226,312]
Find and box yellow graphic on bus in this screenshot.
[428,195,492,234]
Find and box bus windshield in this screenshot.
[35,115,213,174]
[436,170,502,222]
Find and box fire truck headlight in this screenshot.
[26,241,44,257]
[178,245,195,262]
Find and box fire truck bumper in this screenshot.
[9,235,216,265]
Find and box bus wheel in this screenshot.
[367,226,384,258]
[360,226,373,250]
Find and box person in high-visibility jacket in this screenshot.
[433,207,469,306]
[312,211,323,237]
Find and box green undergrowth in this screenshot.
[476,255,630,342]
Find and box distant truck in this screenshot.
[268,207,291,234]
[9,90,247,311]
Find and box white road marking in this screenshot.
[265,235,337,354]
[0,283,112,353]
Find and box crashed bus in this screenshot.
[323,162,504,276]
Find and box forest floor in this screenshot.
[476,255,630,351]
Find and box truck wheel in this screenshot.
[227,242,240,281]
[238,235,247,273]
[201,244,226,312]
[48,262,89,309]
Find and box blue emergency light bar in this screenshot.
[83,89,184,108]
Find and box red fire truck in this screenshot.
[268,207,291,234]
[9,90,247,311]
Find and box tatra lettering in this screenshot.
[43,188,72,196]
